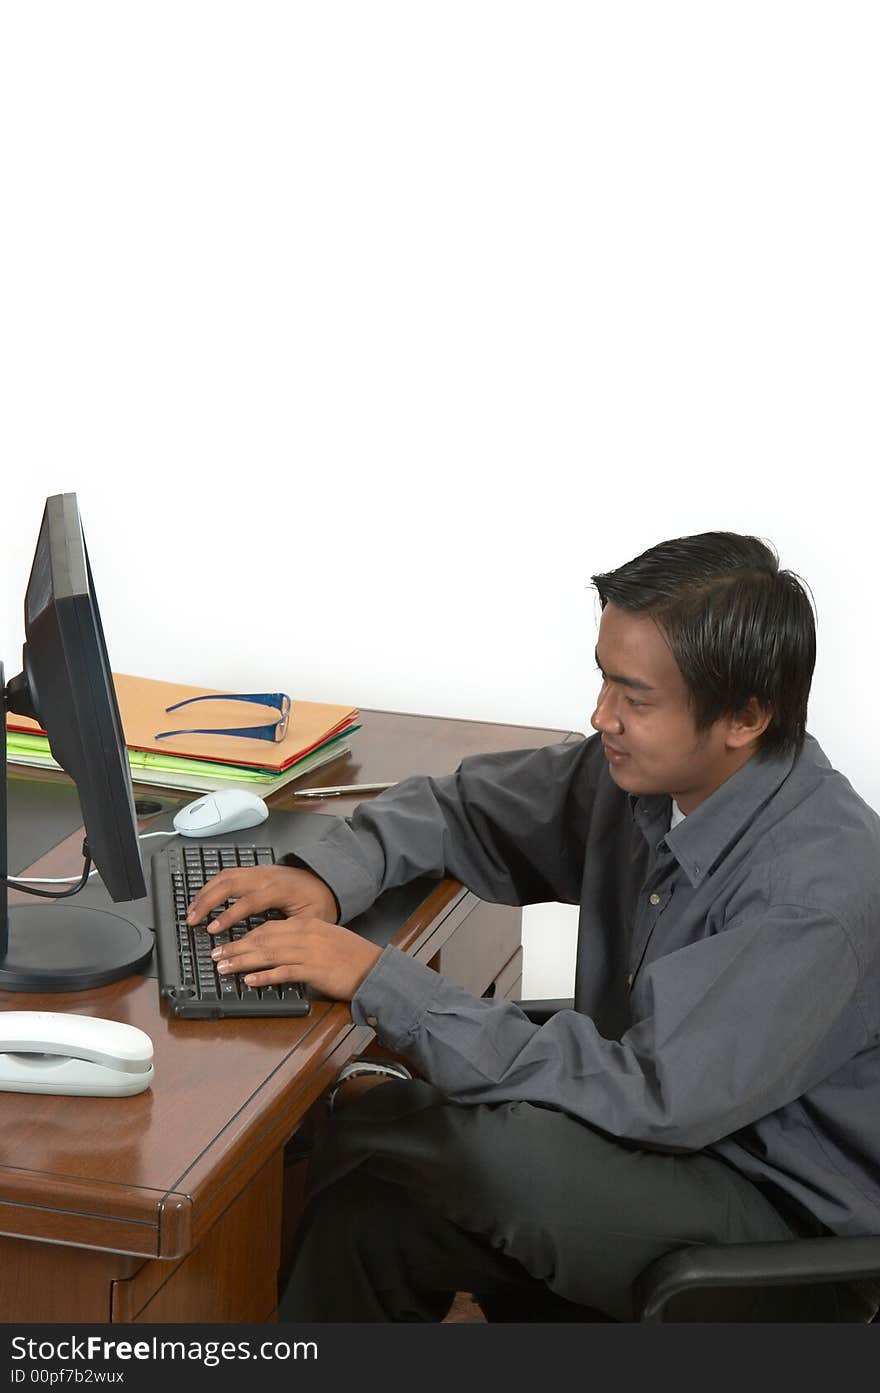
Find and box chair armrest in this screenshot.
[634,1235,880,1322]
[514,998,575,1025]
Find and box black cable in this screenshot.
[5,854,92,898]
[5,841,93,899]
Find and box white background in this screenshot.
[1,3,877,996]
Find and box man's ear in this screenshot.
[726,697,773,750]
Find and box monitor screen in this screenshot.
[22,494,146,901]
[1,493,152,991]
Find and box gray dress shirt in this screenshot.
[286,732,880,1238]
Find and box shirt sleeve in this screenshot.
[282,737,600,922]
[352,903,868,1151]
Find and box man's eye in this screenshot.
[626,697,645,708]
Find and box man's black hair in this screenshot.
[591,532,816,757]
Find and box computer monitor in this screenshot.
[0,492,152,991]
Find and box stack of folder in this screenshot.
[5,673,361,799]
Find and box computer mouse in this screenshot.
[172,788,270,837]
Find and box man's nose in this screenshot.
[590,683,623,735]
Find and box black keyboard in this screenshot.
[151,843,310,1018]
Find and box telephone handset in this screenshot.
[0,1011,154,1096]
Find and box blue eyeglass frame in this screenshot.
[154,692,292,743]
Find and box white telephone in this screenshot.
[0,1011,154,1097]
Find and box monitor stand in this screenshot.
[0,663,154,992]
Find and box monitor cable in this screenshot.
[4,831,176,898]
[5,840,93,899]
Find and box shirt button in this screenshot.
[649,892,661,905]
[366,1015,378,1028]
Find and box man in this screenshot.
[188,532,880,1321]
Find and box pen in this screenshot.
[291,781,398,798]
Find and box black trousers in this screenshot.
[279,1079,869,1322]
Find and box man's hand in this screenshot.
[210,917,382,1002]
[186,864,338,934]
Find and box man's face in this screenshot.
[590,603,753,814]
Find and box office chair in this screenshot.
[516,999,880,1323]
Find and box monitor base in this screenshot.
[0,904,154,992]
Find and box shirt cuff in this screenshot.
[278,846,379,922]
[351,945,443,1049]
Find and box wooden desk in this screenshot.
[0,708,578,1323]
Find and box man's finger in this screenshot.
[189,882,269,926]
[241,965,302,988]
[186,871,240,921]
[215,952,280,978]
[204,908,244,934]
[186,869,269,921]
[212,924,299,964]
[214,945,305,979]
[187,890,240,926]
[213,946,259,971]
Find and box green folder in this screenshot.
[6,726,360,786]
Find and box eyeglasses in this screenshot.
[154,692,292,744]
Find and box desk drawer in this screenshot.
[428,900,521,998]
[487,945,523,1002]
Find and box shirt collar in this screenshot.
[629,740,803,888]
